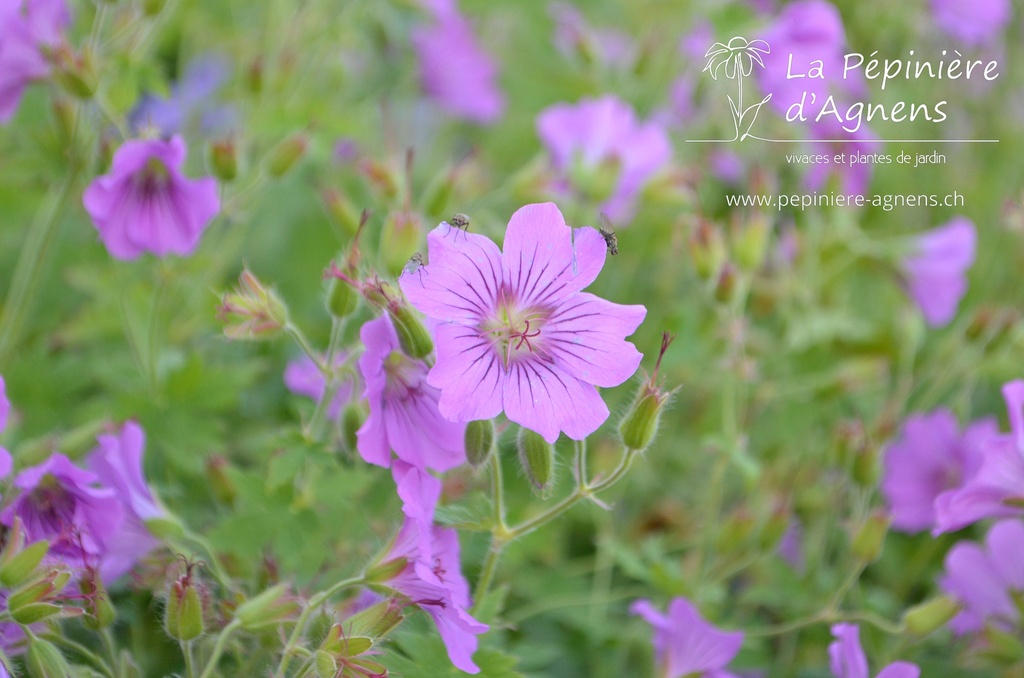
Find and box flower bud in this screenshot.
[464,420,495,469]
[26,639,70,678]
[12,602,63,624]
[9,568,70,612]
[218,268,289,341]
[208,140,238,182]
[570,156,620,203]
[327,277,359,319]
[234,583,299,631]
[517,428,555,496]
[206,455,237,506]
[381,211,423,276]
[387,305,434,360]
[359,158,400,198]
[850,511,890,563]
[267,134,308,178]
[0,538,49,588]
[337,599,404,641]
[713,262,738,304]
[81,569,116,630]
[620,332,676,451]
[733,214,770,272]
[52,45,96,100]
[364,556,408,585]
[315,650,338,678]
[688,219,727,280]
[321,189,362,237]
[145,515,186,540]
[142,0,167,15]
[902,595,959,636]
[341,403,365,456]
[165,573,206,641]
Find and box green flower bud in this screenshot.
[688,219,727,280]
[234,583,299,630]
[205,455,237,506]
[338,599,404,642]
[713,262,738,304]
[381,211,423,276]
[327,278,359,319]
[464,420,495,469]
[12,602,63,624]
[208,140,238,182]
[0,539,49,588]
[341,403,365,456]
[851,512,890,563]
[364,556,408,585]
[218,268,289,341]
[359,158,400,199]
[52,46,96,100]
[620,389,667,452]
[26,639,70,678]
[387,305,434,359]
[321,189,362,237]
[315,650,337,678]
[145,515,186,540]
[517,428,555,497]
[267,134,308,177]
[165,579,205,641]
[903,595,960,636]
[734,213,770,272]
[9,569,69,611]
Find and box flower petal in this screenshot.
[502,360,608,442]
[545,292,645,388]
[428,323,504,423]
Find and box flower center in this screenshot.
[480,293,549,369]
[136,157,171,195]
[383,351,427,399]
[27,475,76,535]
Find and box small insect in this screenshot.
[447,212,470,240]
[401,252,427,282]
[598,214,618,255]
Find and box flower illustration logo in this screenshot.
[703,36,773,141]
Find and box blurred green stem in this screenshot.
[306,316,346,440]
[182,640,196,678]
[198,619,241,678]
[0,169,78,368]
[43,632,115,678]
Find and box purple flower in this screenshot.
[411,4,505,124]
[757,1,864,135]
[0,0,69,123]
[537,96,671,221]
[930,0,1010,47]
[378,518,488,673]
[357,315,466,471]
[82,135,220,260]
[400,203,647,443]
[940,519,1024,634]
[283,353,354,421]
[881,410,998,533]
[85,421,164,583]
[630,597,744,678]
[829,624,919,678]
[129,54,235,137]
[1,453,124,571]
[902,218,976,328]
[934,381,1024,533]
[550,2,634,67]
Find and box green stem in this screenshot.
[306,316,346,440]
[275,575,365,677]
[182,640,196,678]
[42,632,116,678]
[0,169,78,367]
[198,619,241,678]
[283,322,325,372]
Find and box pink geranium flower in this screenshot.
[881,410,997,533]
[940,519,1024,634]
[630,597,744,678]
[400,202,646,443]
[86,421,165,583]
[82,135,220,260]
[356,315,466,471]
[0,0,69,123]
[377,518,488,673]
[902,218,976,328]
[283,353,354,421]
[536,96,670,221]
[829,624,919,678]
[934,380,1024,534]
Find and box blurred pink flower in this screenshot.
[829,624,919,678]
[902,217,976,327]
[881,410,997,533]
[0,0,69,123]
[931,0,1011,47]
[940,519,1024,634]
[537,96,671,221]
[411,3,504,124]
[0,374,8,433]
[934,380,1024,533]
[400,203,646,443]
[283,353,353,421]
[630,597,744,678]
[83,135,220,260]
